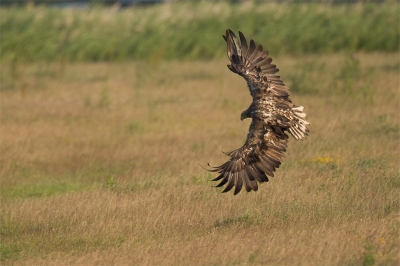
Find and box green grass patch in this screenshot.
[1,2,398,62]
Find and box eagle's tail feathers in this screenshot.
[289,106,310,140]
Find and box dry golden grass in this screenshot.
[1,53,399,265]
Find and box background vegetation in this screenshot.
[1,1,399,62]
[1,1,399,265]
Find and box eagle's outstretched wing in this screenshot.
[208,29,309,195]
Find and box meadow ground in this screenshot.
[1,53,399,265]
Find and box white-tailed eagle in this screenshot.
[208,29,310,195]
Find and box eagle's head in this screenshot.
[240,109,252,120]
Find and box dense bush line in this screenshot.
[1,2,398,62]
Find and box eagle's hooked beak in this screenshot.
[240,110,250,121]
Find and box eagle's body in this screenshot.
[208,30,309,195]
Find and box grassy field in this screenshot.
[1,51,399,265]
[1,2,399,62]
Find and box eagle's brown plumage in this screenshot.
[208,29,310,195]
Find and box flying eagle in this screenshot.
[208,29,310,195]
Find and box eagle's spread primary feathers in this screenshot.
[208,29,310,195]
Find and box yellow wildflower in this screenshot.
[312,156,335,163]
